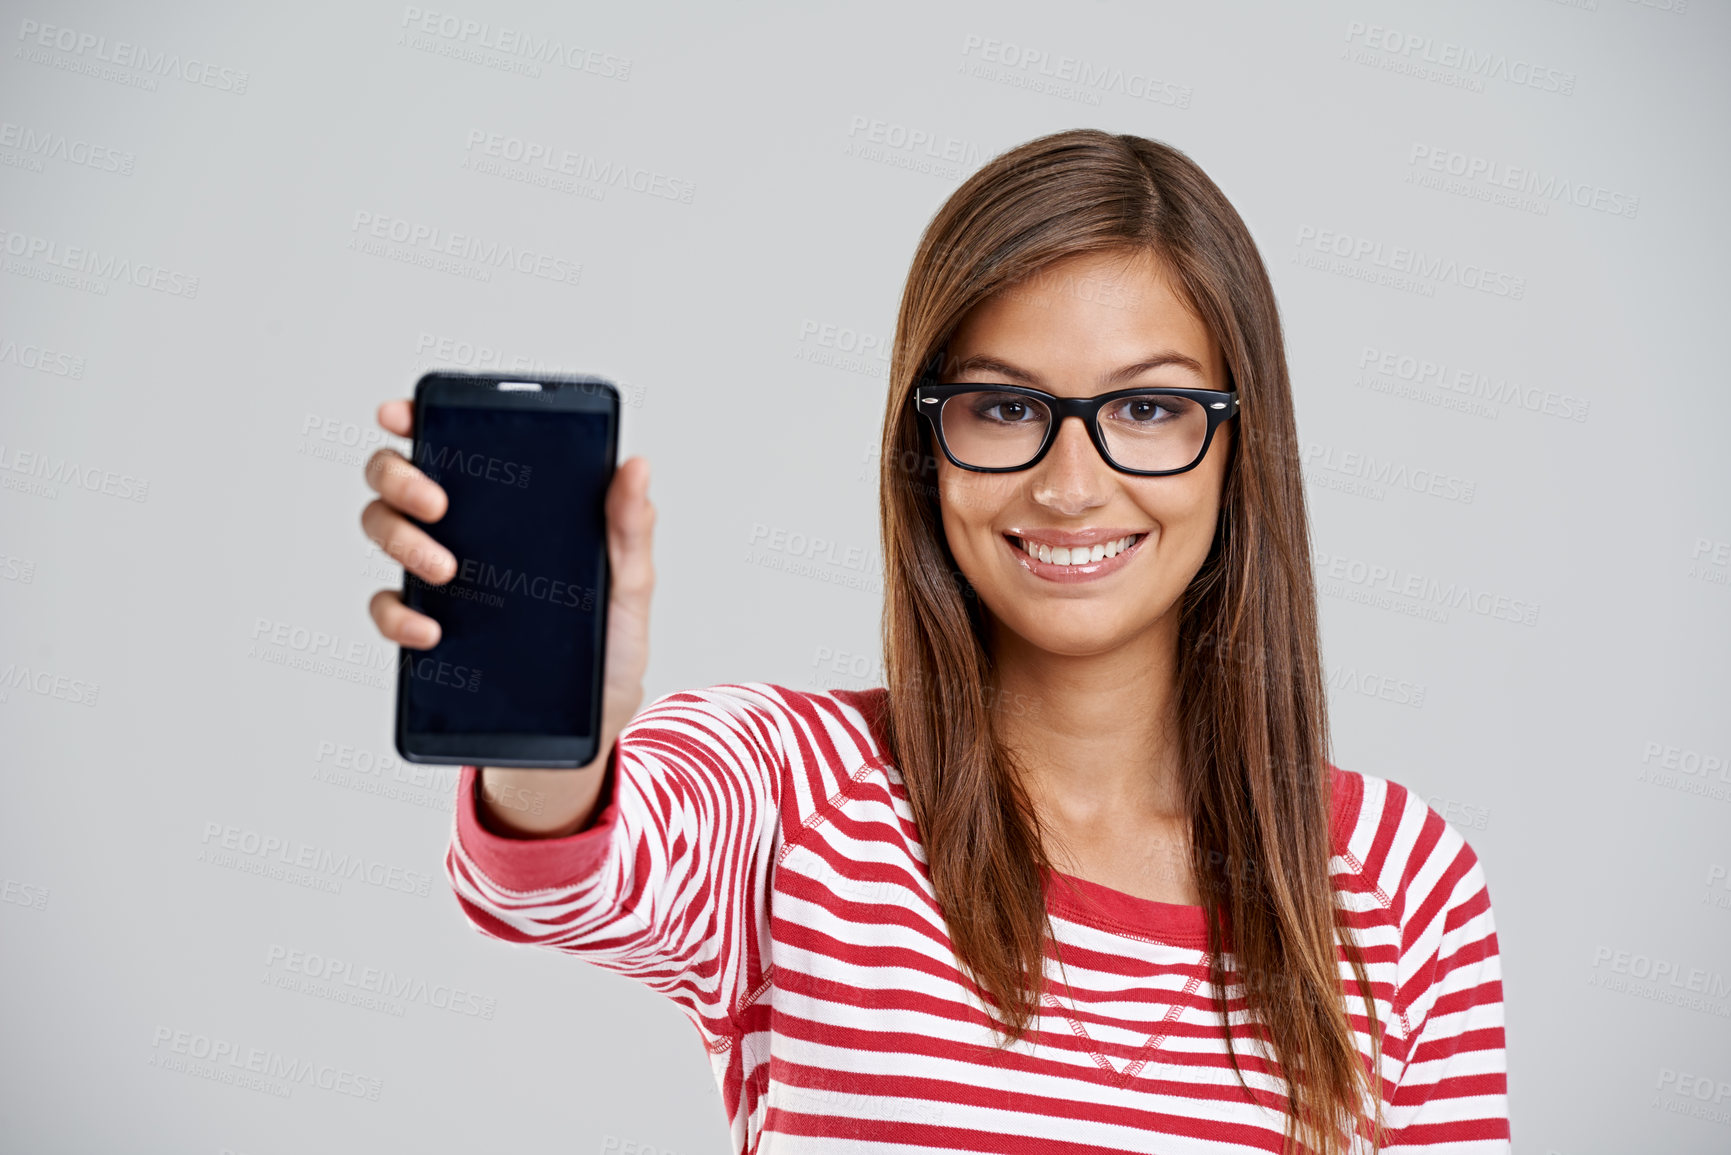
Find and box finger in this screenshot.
[378,398,413,439]
[369,588,442,648]
[364,447,448,523]
[606,456,654,604]
[360,499,458,584]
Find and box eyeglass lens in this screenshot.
[938,390,1212,472]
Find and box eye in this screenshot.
[1100,398,1197,432]
[968,389,1045,425]
[1106,395,1176,424]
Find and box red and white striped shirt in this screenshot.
[445,683,1510,1153]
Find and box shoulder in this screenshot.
[625,682,893,813]
[630,682,888,762]
[1327,763,1494,934]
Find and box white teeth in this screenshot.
[1014,534,1140,566]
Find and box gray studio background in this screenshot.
[3,0,1728,1152]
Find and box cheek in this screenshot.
[937,471,1014,552]
[1187,474,1226,527]
[1141,476,1225,554]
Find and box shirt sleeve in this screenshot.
[443,684,787,1047]
[1383,810,1511,1152]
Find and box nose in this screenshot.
[1028,414,1111,516]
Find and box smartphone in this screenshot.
[393,370,619,768]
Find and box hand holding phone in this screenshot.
[360,385,655,832]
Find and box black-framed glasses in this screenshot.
[913,381,1240,476]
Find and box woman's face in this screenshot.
[933,248,1233,659]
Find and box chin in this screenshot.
[991,612,1142,657]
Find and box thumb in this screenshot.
[606,456,654,611]
[593,456,654,756]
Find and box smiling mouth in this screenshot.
[1005,533,1144,567]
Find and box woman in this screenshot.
[362,129,1509,1154]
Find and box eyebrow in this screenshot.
[946,352,1208,387]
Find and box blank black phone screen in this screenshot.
[403,402,609,737]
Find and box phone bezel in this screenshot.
[393,370,619,769]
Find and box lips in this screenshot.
[1002,531,1150,582]
[1007,533,1142,566]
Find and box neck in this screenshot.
[986,610,1187,828]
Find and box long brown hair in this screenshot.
[876,129,1385,1155]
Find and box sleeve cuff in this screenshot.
[452,745,623,892]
